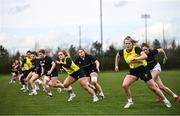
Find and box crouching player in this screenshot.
[19,52,32,92]
[38,49,75,101]
[10,60,20,84]
[57,50,99,102]
[25,51,43,95]
[75,48,104,98]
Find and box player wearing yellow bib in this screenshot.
[115,36,171,108]
[57,50,99,102]
[19,51,33,92]
[24,51,34,91]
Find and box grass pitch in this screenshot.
[0,70,179,115]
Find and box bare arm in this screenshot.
[130,51,147,63]
[95,60,100,72]
[48,61,56,74]
[41,67,45,76]
[115,52,120,72]
[136,51,147,60]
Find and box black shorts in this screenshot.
[22,70,31,78]
[128,66,152,82]
[45,70,58,78]
[19,69,22,74]
[83,66,98,77]
[32,69,41,76]
[70,69,86,80]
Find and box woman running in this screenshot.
[141,43,180,102]
[115,36,171,108]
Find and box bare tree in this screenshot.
[90,41,102,56]
[152,39,161,49]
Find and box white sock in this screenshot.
[26,85,29,90]
[35,84,40,90]
[99,91,104,96]
[48,92,52,95]
[128,98,133,103]
[22,85,26,89]
[70,92,75,96]
[33,89,37,93]
[163,98,169,103]
[93,95,97,98]
[173,94,178,98]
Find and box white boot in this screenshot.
[99,91,105,99]
[68,93,76,101]
[163,99,172,108]
[93,95,99,102]
[29,90,37,96]
[124,102,133,108]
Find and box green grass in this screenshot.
[0,70,180,115]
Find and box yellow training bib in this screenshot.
[123,46,147,69]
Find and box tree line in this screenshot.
[0,39,180,74]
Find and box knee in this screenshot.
[159,86,166,91]
[63,84,69,88]
[81,83,89,90]
[51,81,59,87]
[148,85,157,92]
[29,79,33,84]
[91,81,97,85]
[51,83,56,87]
[122,83,129,90]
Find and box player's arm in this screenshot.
[48,61,56,74]
[157,48,168,64]
[95,60,100,72]
[14,64,19,71]
[90,55,100,72]
[56,60,64,73]
[133,52,147,61]
[115,52,120,72]
[130,47,147,62]
[41,67,45,76]
[61,58,72,68]
[74,58,79,66]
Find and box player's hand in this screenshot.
[40,73,43,76]
[47,70,52,75]
[115,65,119,72]
[97,68,100,73]
[129,58,136,63]
[56,60,60,64]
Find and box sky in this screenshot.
[0,0,180,54]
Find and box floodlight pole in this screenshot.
[100,0,103,55]
[79,25,82,48]
[0,0,4,32]
[141,14,150,43]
